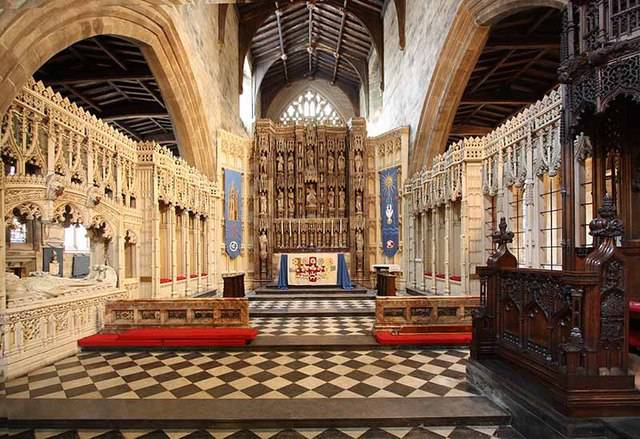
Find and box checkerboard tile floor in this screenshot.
[252,316,373,336]
[11,426,521,438]
[7,349,478,400]
[249,300,374,312]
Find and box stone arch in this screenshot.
[0,0,215,177]
[409,0,567,176]
[265,79,358,123]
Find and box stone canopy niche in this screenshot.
[253,119,368,285]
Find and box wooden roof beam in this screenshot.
[275,5,289,84]
[100,102,168,121]
[331,1,348,84]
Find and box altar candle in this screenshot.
[289,220,292,237]
[339,219,342,234]
[281,220,284,237]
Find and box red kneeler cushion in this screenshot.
[630,301,640,314]
[630,329,640,349]
[78,327,258,348]
[375,331,472,346]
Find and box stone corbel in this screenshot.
[45,173,65,200]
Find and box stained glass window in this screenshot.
[280,90,343,126]
[9,217,27,244]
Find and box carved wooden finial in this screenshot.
[589,193,624,239]
[492,217,514,247]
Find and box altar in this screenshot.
[275,252,352,289]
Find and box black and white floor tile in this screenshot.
[7,349,477,400]
[10,426,522,439]
[249,300,374,312]
[252,316,374,336]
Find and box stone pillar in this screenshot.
[430,208,437,293]
[444,203,451,295]
[415,213,424,291]
[422,211,429,291]
[169,205,176,297]
[0,170,5,313]
[183,210,190,297]
[407,210,416,288]
[195,214,201,294]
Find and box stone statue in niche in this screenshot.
[338,187,345,209]
[287,189,295,214]
[338,152,345,173]
[259,153,267,174]
[319,156,324,170]
[276,189,284,213]
[276,153,284,173]
[355,228,364,251]
[341,228,347,247]
[259,230,268,273]
[356,192,362,213]
[354,151,363,173]
[306,146,315,169]
[328,154,335,173]
[307,186,317,205]
[328,187,335,209]
[259,192,267,215]
[287,154,294,174]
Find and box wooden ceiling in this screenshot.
[238,0,385,111]
[34,36,179,156]
[447,8,561,144]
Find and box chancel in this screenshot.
[2,1,640,438]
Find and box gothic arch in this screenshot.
[265,79,358,123]
[409,0,567,176]
[0,0,215,177]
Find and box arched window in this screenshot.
[280,90,343,126]
[64,225,90,253]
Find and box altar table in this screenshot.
[276,252,352,289]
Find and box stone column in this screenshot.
[169,205,176,297]
[430,209,437,293]
[0,171,5,313]
[422,211,429,291]
[415,213,424,291]
[444,203,451,295]
[183,210,190,297]
[195,214,201,294]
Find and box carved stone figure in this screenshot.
[356,192,362,213]
[259,192,267,214]
[287,154,294,173]
[6,265,118,305]
[356,229,364,251]
[328,188,335,208]
[259,153,268,174]
[328,154,335,173]
[259,230,268,271]
[288,189,295,213]
[46,173,65,200]
[354,152,363,173]
[277,189,284,213]
[338,152,345,173]
[306,148,315,169]
[48,252,60,276]
[306,186,317,207]
[276,154,284,173]
[338,187,345,209]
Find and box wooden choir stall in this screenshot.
[469,2,640,436]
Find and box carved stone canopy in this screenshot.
[589,193,624,239]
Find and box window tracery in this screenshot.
[279,90,343,126]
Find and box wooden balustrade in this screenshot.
[375,296,479,333]
[104,298,249,331]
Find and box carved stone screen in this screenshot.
[253,119,369,285]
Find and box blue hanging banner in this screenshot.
[380,166,400,257]
[224,169,242,259]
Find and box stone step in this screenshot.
[254,286,370,295]
[249,292,377,300]
[8,397,510,430]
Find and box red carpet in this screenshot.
[631,329,640,349]
[375,331,472,345]
[78,327,258,348]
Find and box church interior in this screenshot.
[2,1,640,438]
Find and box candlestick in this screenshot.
[289,220,292,237]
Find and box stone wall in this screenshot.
[170,4,248,140]
[365,0,461,148]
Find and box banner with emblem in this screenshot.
[224,169,242,259]
[380,166,400,257]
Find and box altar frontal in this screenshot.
[289,253,338,286]
[276,252,352,289]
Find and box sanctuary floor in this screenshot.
[7,291,520,438]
